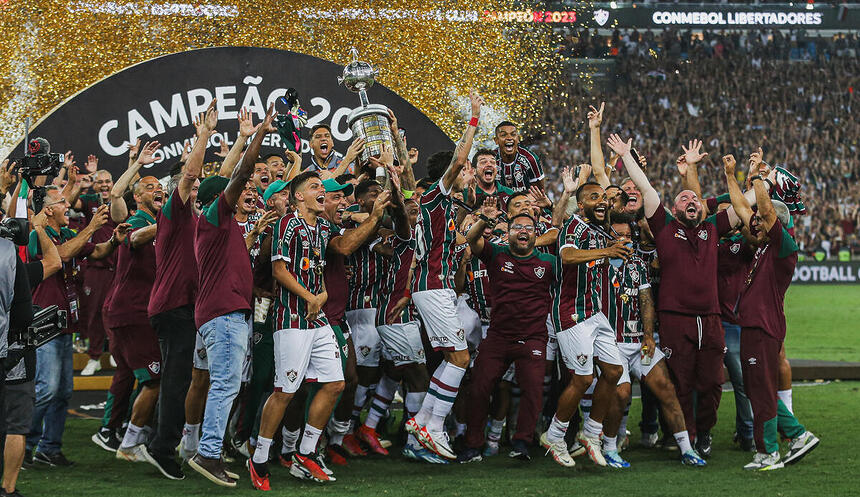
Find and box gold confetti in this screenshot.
[0,0,566,154]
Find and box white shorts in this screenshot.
[546,314,558,361]
[346,308,381,367]
[273,325,344,394]
[378,321,426,366]
[456,295,483,352]
[617,342,665,385]
[557,312,623,376]
[412,289,466,352]
[193,332,208,371]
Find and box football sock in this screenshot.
[603,435,617,453]
[366,376,398,430]
[120,423,142,449]
[405,392,425,447]
[416,362,447,426]
[352,384,370,426]
[140,425,154,445]
[618,415,629,445]
[487,418,505,443]
[583,416,602,439]
[428,363,466,432]
[253,436,272,464]
[546,415,569,443]
[777,389,793,414]
[674,431,693,453]
[299,424,323,455]
[182,423,200,452]
[281,427,300,454]
[327,419,350,446]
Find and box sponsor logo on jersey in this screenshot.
[674,229,687,240]
[532,349,543,357]
[698,229,708,240]
[534,266,546,278]
[197,348,207,360]
[301,257,311,271]
[253,332,262,345]
[501,261,515,274]
[447,219,456,231]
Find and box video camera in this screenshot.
[0,217,29,246]
[6,135,64,213]
[8,305,67,350]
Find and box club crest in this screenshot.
[148,361,161,375]
[359,345,371,357]
[698,229,708,240]
[662,347,672,359]
[730,243,740,254]
[594,9,609,26]
[457,328,466,342]
[576,354,588,366]
[286,369,298,382]
[534,266,546,278]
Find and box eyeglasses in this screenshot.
[510,224,535,232]
[44,198,67,208]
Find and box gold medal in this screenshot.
[620,293,629,304]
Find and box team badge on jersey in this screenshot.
[576,354,588,366]
[253,332,262,345]
[456,328,466,342]
[359,345,371,357]
[630,269,639,282]
[534,266,546,278]
[730,243,740,254]
[698,230,708,240]
[662,347,672,359]
[286,369,298,382]
[149,362,161,375]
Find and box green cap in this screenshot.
[197,176,229,206]
[322,178,354,197]
[263,180,290,204]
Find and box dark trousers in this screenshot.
[148,305,196,458]
[81,267,113,360]
[103,328,134,430]
[465,335,545,448]
[740,328,781,454]
[658,312,725,440]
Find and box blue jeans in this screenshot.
[198,312,250,459]
[722,321,753,439]
[27,334,74,454]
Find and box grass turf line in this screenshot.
[785,285,860,362]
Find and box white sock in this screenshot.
[121,423,142,449]
[299,424,323,455]
[182,423,200,452]
[365,376,398,430]
[546,415,569,443]
[281,427,300,454]
[405,391,425,418]
[428,363,466,432]
[352,384,370,425]
[618,415,629,445]
[327,419,351,446]
[777,389,793,414]
[583,416,602,439]
[603,435,617,453]
[140,425,154,445]
[416,362,448,426]
[674,431,693,453]
[487,418,505,442]
[253,436,272,464]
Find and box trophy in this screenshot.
[338,48,394,180]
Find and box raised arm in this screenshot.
[111,141,160,222]
[750,166,778,233]
[588,102,610,189]
[466,197,500,256]
[30,212,61,278]
[284,150,302,183]
[442,90,483,192]
[224,102,275,208]
[219,107,260,178]
[90,223,130,259]
[722,154,749,229]
[56,205,108,261]
[329,190,391,256]
[680,139,708,210]
[607,134,660,218]
[331,138,364,179]
[388,109,416,192]
[62,165,84,211]
[374,153,411,241]
[552,164,588,227]
[181,100,218,203]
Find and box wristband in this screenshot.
[749,175,762,182]
[478,213,496,228]
[469,117,478,128]
[764,178,774,189]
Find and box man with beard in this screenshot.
[405,91,483,461]
[140,101,214,479]
[306,124,365,177]
[540,181,630,469]
[189,103,275,487]
[607,133,754,459]
[493,121,544,193]
[467,149,515,210]
[723,155,819,471]
[102,171,166,463]
[26,187,127,467]
[460,207,556,464]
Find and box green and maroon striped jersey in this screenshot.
[465,255,491,324]
[375,232,417,327]
[552,214,610,332]
[605,255,651,343]
[344,221,388,311]
[413,180,459,293]
[495,146,544,193]
[271,212,335,330]
[237,210,263,267]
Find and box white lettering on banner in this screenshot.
[652,11,822,26]
[96,77,353,162]
[792,264,860,283]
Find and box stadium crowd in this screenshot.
[533,28,859,260]
[0,34,834,497]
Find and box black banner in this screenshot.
[6,47,452,179]
[792,261,860,285]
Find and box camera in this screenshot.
[0,217,29,246]
[8,305,67,350]
[9,138,64,184]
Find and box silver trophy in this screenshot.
[338,48,394,176]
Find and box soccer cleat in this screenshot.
[247,459,270,491]
[278,451,295,469]
[81,358,102,376]
[326,445,349,466]
[115,444,149,463]
[602,450,630,469]
[379,439,393,449]
[402,445,449,464]
[289,453,332,482]
[681,450,707,467]
[508,439,531,461]
[314,453,335,477]
[92,428,120,453]
[34,451,74,467]
[456,448,483,464]
[356,425,389,456]
[483,440,500,457]
[416,428,456,460]
[640,432,659,448]
[341,434,367,457]
[143,446,185,480]
[695,431,712,459]
[568,441,586,458]
[540,432,575,468]
[577,432,607,467]
[783,431,820,465]
[744,451,784,471]
[619,435,629,452]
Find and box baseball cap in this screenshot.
[322,178,354,197]
[263,179,290,204]
[197,175,229,206]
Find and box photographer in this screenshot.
[2,211,61,497]
[25,186,129,467]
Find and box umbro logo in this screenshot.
[532,349,543,357]
[748,357,757,365]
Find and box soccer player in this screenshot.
[460,204,556,464]
[405,90,483,461]
[493,121,544,192]
[540,179,630,469]
[188,103,274,487]
[467,149,515,209]
[305,124,365,177]
[723,155,819,471]
[248,171,392,488]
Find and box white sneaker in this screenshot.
[744,451,784,471]
[116,444,149,462]
[640,432,659,448]
[783,431,820,465]
[540,432,575,468]
[81,359,101,376]
[423,429,456,460]
[577,432,607,467]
